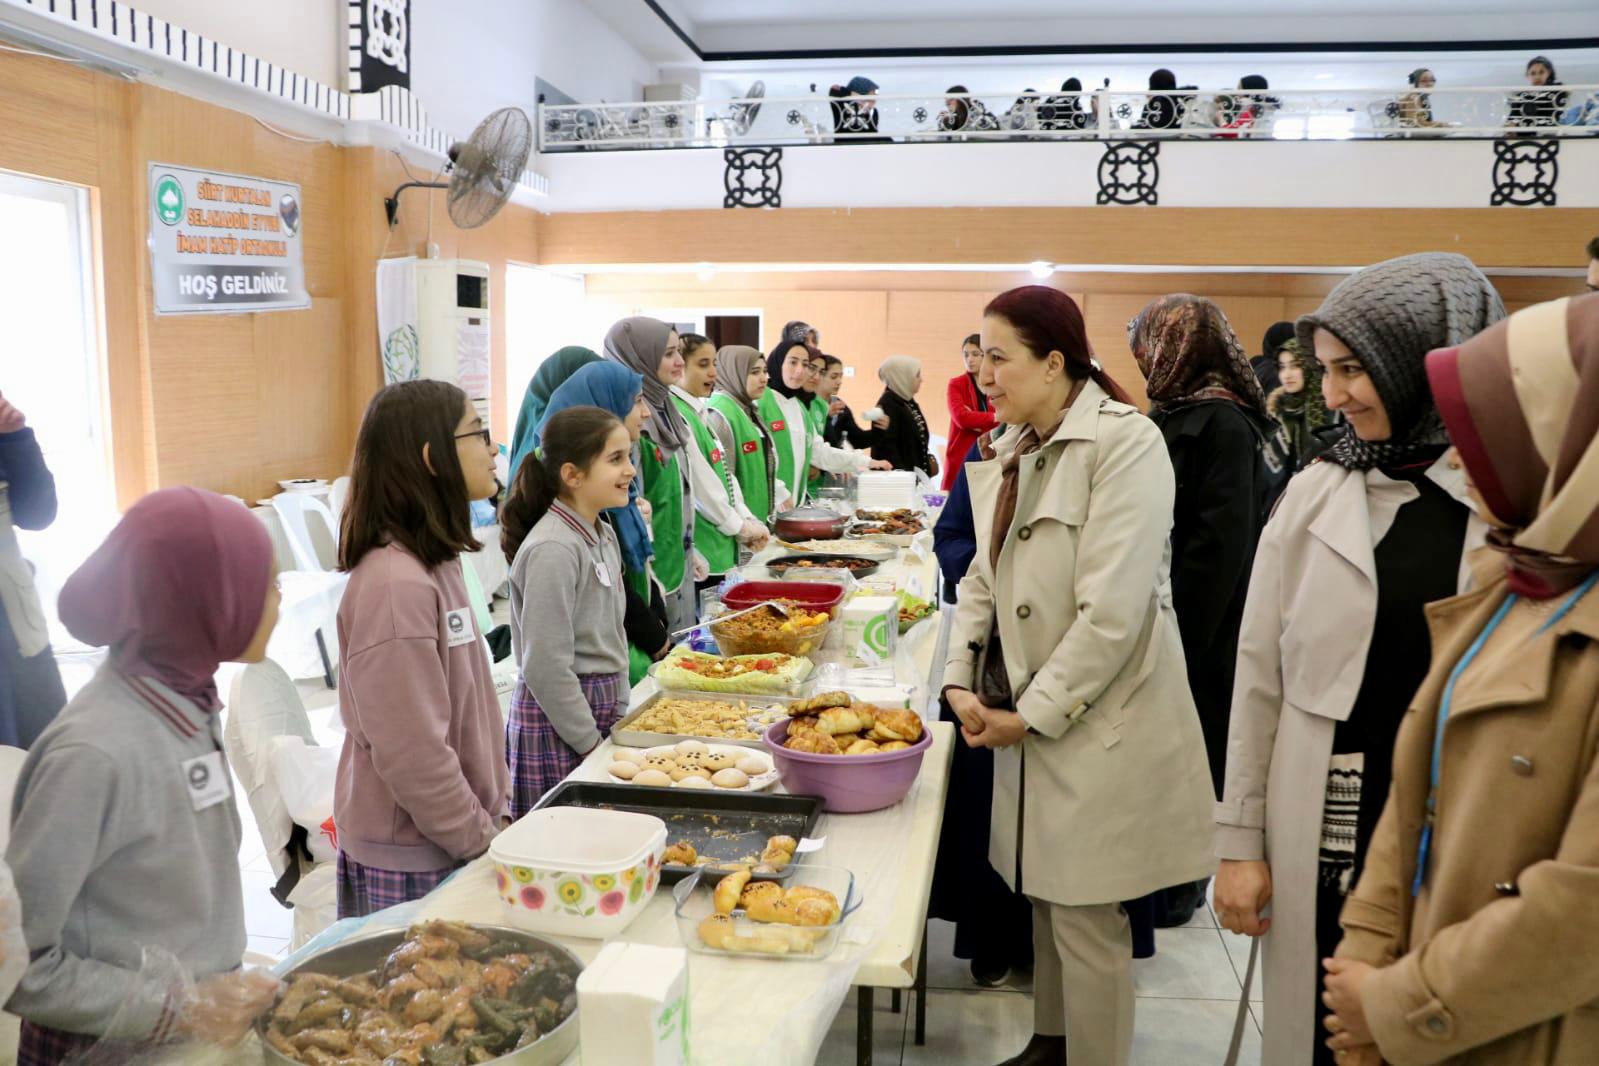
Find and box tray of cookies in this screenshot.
[612,691,798,749]
[535,781,823,885]
[607,742,779,792]
[674,864,861,960]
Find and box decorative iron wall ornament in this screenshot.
[347,0,410,93]
[724,147,783,208]
[1490,138,1559,206]
[1096,141,1161,205]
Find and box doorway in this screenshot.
[704,315,760,349]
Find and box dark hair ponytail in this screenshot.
[982,285,1134,404]
[501,406,625,564]
[963,332,981,348]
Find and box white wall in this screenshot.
[129,0,344,86]
[536,138,1599,216]
[409,0,659,142]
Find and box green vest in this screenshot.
[639,432,687,593]
[672,394,738,575]
[758,390,809,509]
[708,394,774,522]
[806,396,830,496]
[625,567,653,685]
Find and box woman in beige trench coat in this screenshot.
[1214,253,1502,1066]
[1321,293,1599,1066]
[945,286,1215,1066]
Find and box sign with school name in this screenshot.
[147,163,310,315]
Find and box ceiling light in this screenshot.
[1029,261,1055,279]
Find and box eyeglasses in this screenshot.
[455,428,493,447]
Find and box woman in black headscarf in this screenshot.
[1137,68,1184,130]
[1039,78,1091,132]
[1509,55,1569,130]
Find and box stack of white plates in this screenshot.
[855,471,919,512]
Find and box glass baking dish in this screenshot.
[671,863,862,961]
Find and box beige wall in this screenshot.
[581,270,1587,435]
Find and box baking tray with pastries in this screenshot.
[535,781,822,884]
[611,691,797,749]
[607,741,778,792]
[673,863,862,960]
[777,690,926,756]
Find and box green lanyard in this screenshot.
[1413,569,1599,896]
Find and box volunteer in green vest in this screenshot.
[670,334,770,589]
[706,346,780,525]
[764,343,890,511]
[602,317,705,636]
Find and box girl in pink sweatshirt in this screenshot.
[333,380,510,918]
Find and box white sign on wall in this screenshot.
[147,163,310,315]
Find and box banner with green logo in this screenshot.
[147,163,309,315]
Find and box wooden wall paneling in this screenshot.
[884,290,993,437]
[0,53,100,183]
[143,313,259,490]
[253,297,348,486]
[540,207,1599,271]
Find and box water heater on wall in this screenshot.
[415,258,491,420]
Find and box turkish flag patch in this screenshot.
[709,449,723,464]
[770,420,786,432]
[742,440,759,454]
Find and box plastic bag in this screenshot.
[59,948,281,1066]
[268,736,338,865]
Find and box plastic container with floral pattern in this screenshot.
[489,807,667,939]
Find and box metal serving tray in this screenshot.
[611,689,800,750]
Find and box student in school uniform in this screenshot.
[500,406,636,814]
[333,380,510,918]
[763,343,891,511]
[670,334,770,591]
[707,346,781,525]
[602,317,707,635]
[529,360,668,687]
[6,487,283,1064]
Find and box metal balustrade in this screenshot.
[537,85,1599,152]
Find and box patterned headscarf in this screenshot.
[1298,252,1505,471]
[782,321,813,344]
[603,317,688,456]
[1267,338,1330,430]
[1128,294,1267,414]
[1427,293,1599,597]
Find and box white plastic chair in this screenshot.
[0,746,29,853]
[223,661,338,948]
[269,494,347,686]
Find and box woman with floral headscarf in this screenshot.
[1321,293,1599,1066]
[1213,253,1505,1066]
[1268,337,1337,468]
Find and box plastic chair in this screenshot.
[223,661,338,948]
[269,494,346,686]
[0,746,29,853]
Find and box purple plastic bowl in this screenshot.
[764,717,932,813]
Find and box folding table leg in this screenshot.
[856,986,874,1065]
[915,921,929,1045]
[891,989,901,1013]
[315,629,335,689]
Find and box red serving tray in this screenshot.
[721,580,847,619]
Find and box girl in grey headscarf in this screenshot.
[602,317,689,455]
[706,345,779,521]
[1215,254,1504,1066]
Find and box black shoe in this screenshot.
[970,956,1009,987]
[993,1033,1067,1066]
[1153,878,1208,929]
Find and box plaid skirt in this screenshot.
[508,672,625,819]
[336,851,460,920]
[17,1022,102,1066]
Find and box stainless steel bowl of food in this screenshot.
[258,920,583,1065]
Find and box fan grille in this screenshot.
[447,107,533,229]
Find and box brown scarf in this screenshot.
[976,403,1071,704]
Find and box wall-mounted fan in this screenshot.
[384,106,533,229]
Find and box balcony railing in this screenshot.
[538,85,1599,152]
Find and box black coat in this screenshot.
[1147,401,1269,796]
[869,390,932,475]
[823,400,873,450]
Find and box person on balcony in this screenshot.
[830,75,889,143]
[1508,55,1568,130]
[1398,68,1452,129]
[1216,75,1275,138]
[1135,68,1185,130]
[1038,78,1092,132]
[938,85,999,135]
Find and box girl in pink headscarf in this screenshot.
[6,487,282,1064]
